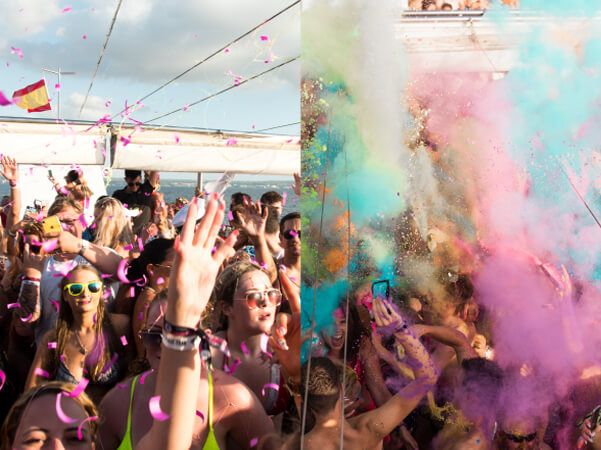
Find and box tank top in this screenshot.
[116,372,220,450]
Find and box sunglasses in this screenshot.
[139,329,162,348]
[282,229,301,240]
[502,431,537,443]
[128,182,142,187]
[63,281,103,296]
[236,289,282,309]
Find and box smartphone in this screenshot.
[48,169,53,179]
[41,215,62,235]
[371,279,390,300]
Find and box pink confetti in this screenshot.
[196,410,205,421]
[55,83,61,91]
[174,134,180,144]
[224,48,230,53]
[226,358,241,375]
[250,438,258,448]
[183,103,189,111]
[93,313,97,323]
[120,335,128,346]
[156,277,165,286]
[43,239,59,253]
[29,167,33,176]
[149,396,170,421]
[241,341,250,355]
[82,35,87,39]
[10,47,23,58]
[261,383,279,396]
[77,416,98,440]
[138,312,144,321]
[0,91,12,106]
[137,238,144,252]
[20,313,32,322]
[226,138,237,146]
[34,368,50,378]
[105,100,111,107]
[101,273,112,279]
[228,211,234,221]
[103,289,110,299]
[0,370,5,391]
[120,136,131,146]
[66,378,89,397]
[282,191,287,206]
[117,258,130,283]
[62,6,72,13]
[260,36,269,41]
[123,244,133,251]
[101,353,118,374]
[117,382,127,389]
[48,341,57,349]
[140,369,154,384]
[59,187,70,195]
[130,286,135,297]
[56,393,77,423]
[7,302,20,309]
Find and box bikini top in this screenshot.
[116,371,220,450]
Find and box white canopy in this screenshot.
[0,118,300,176]
[111,125,300,175]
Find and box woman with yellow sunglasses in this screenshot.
[25,264,134,404]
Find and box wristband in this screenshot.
[23,276,41,282]
[164,318,198,337]
[9,180,17,188]
[78,239,90,256]
[161,330,201,351]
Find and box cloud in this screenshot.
[0,0,61,36]
[65,91,111,120]
[3,0,300,89]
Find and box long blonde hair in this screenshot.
[93,197,133,250]
[50,265,114,382]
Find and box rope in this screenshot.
[79,0,124,117]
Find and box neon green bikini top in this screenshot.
[117,371,220,450]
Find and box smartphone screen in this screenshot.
[371,279,390,300]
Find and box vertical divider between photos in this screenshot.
[300,117,333,450]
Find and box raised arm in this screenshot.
[0,156,21,230]
[355,297,437,440]
[412,324,477,366]
[135,194,237,450]
[55,231,123,276]
[237,200,278,283]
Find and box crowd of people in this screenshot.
[406,0,518,11]
[0,157,301,449]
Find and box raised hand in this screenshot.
[236,200,267,239]
[373,296,406,333]
[167,194,237,328]
[292,172,301,196]
[0,156,18,183]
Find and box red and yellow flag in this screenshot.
[12,79,51,112]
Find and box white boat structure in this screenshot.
[0,117,300,215]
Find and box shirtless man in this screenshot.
[301,297,437,449]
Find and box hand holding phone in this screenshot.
[41,215,62,236]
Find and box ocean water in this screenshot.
[0,178,299,216]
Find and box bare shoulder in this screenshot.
[97,377,135,446]
[212,369,257,410]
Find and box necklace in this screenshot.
[73,330,89,356]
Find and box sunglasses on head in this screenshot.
[139,329,162,348]
[63,281,103,296]
[237,289,282,309]
[128,181,142,187]
[502,431,537,443]
[283,229,301,240]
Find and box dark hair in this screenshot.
[260,190,283,205]
[124,170,142,180]
[230,192,250,209]
[323,300,369,366]
[422,0,436,7]
[301,357,341,416]
[265,205,280,235]
[441,2,453,8]
[280,212,300,235]
[66,169,80,183]
[126,238,174,296]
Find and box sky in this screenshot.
[0,0,300,181]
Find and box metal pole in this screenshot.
[41,68,75,120]
[196,173,204,195]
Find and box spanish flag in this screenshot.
[12,79,51,112]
